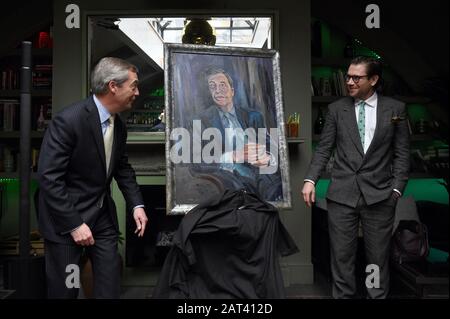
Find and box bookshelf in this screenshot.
[0,131,45,139]
[0,27,53,177]
[124,93,164,133]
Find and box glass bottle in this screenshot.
[314,107,325,135]
[37,105,46,131]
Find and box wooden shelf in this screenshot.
[410,134,434,142]
[127,132,165,144]
[287,137,306,144]
[318,172,436,180]
[127,124,154,128]
[312,134,436,143]
[312,57,351,68]
[3,48,53,58]
[0,131,45,138]
[312,96,341,103]
[127,133,305,145]
[392,96,431,104]
[0,172,38,180]
[409,172,437,178]
[0,89,51,97]
[128,109,162,113]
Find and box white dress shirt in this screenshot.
[93,95,144,212]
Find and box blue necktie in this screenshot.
[223,112,238,150]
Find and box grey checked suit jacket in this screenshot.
[305,95,410,208]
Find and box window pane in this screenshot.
[232,18,256,28]
[163,30,182,43]
[215,29,230,43]
[231,29,253,43]
[161,18,185,28]
[210,18,231,28]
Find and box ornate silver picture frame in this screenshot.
[165,43,291,214]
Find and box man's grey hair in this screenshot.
[204,67,234,89]
[91,57,138,94]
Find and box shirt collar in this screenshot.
[93,94,112,124]
[217,105,237,118]
[355,91,377,108]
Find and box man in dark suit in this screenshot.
[190,67,282,201]
[38,57,148,298]
[302,56,410,298]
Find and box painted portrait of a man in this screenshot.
[166,44,290,213]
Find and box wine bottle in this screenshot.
[314,107,325,135]
[37,105,46,131]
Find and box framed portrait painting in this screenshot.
[165,43,291,214]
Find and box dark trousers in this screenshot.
[327,195,396,299]
[44,210,120,299]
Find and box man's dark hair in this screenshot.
[350,56,383,90]
[203,67,234,89]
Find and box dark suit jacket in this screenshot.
[37,95,143,243]
[152,189,298,298]
[305,95,410,207]
[194,104,266,140]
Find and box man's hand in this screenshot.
[71,223,95,246]
[133,207,148,237]
[391,191,401,200]
[302,181,316,208]
[233,143,271,166]
[250,153,271,166]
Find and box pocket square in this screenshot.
[391,116,405,123]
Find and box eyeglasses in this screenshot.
[345,74,369,83]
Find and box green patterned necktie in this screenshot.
[357,101,366,149]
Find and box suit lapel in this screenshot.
[210,106,226,139]
[343,100,364,156]
[85,96,107,173]
[364,95,392,158]
[235,106,249,129]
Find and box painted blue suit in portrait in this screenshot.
[190,101,283,201]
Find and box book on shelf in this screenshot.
[311,77,320,96]
[0,99,19,131]
[437,148,449,158]
[331,72,339,96]
[311,69,348,97]
[34,64,53,72]
[337,69,347,96]
[320,77,332,96]
[1,69,19,90]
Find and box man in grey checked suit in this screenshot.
[302,56,410,298]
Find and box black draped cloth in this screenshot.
[152,189,299,299]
